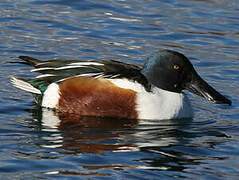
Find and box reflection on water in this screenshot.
[23,107,230,176]
[32,108,181,153]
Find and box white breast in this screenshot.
[109,78,193,120]
[136,87,193,120]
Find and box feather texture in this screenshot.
[10,76,41,94]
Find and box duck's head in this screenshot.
[141,50,231,105]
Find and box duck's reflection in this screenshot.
[31,108,140,153]
[30,108,193,155]
[29,107,203,173]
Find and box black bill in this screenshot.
[185,72,231,105]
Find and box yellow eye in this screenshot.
[173,65,180,70]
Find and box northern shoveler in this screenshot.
[10,50,231,120]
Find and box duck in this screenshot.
[10,50,231,120]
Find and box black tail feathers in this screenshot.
[18,56,41,66]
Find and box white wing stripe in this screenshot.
[32,62,104,71]
[36,74,55,78]
[31,67,53,72]
[69,62,104,66]
[55,65,86,70]
[76,72,104,77]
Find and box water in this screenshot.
[0,0,239,179]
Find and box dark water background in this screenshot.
[0,0,239,179]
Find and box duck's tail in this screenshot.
[18,56,41,67]
[10,76,41,94]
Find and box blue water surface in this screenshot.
[0,0,239,179]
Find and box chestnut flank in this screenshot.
[58,77,138,119]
